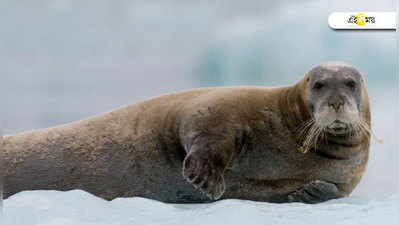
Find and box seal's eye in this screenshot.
[313,82,324,90]
[345,80,356,89]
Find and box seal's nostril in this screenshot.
[328,94,345,111]
[328,95,345,111]
[329,102,343,111]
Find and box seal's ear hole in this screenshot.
[306,77,310,82]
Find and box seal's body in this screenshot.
[2,62,371,203]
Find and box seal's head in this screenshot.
[305,62,368,137]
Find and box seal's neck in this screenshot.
[279,83,311,138]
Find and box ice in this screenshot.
[1,190,398,225]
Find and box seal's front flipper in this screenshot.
[287,180,343,204]
[183,151,226,200]
[180,124,240,200]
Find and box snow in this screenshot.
[1,190,398,225]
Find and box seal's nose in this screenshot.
[328,95,344,111]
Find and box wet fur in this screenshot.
[2,64,371,203]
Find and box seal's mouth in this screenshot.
[326,120,349,135]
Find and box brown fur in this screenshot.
[2,70,370,203]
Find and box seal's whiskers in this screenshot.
[357,120,383,144]
[297,120,324,154]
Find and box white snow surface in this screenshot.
[1,190,398,225]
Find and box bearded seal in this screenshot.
[2,62,371,203]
